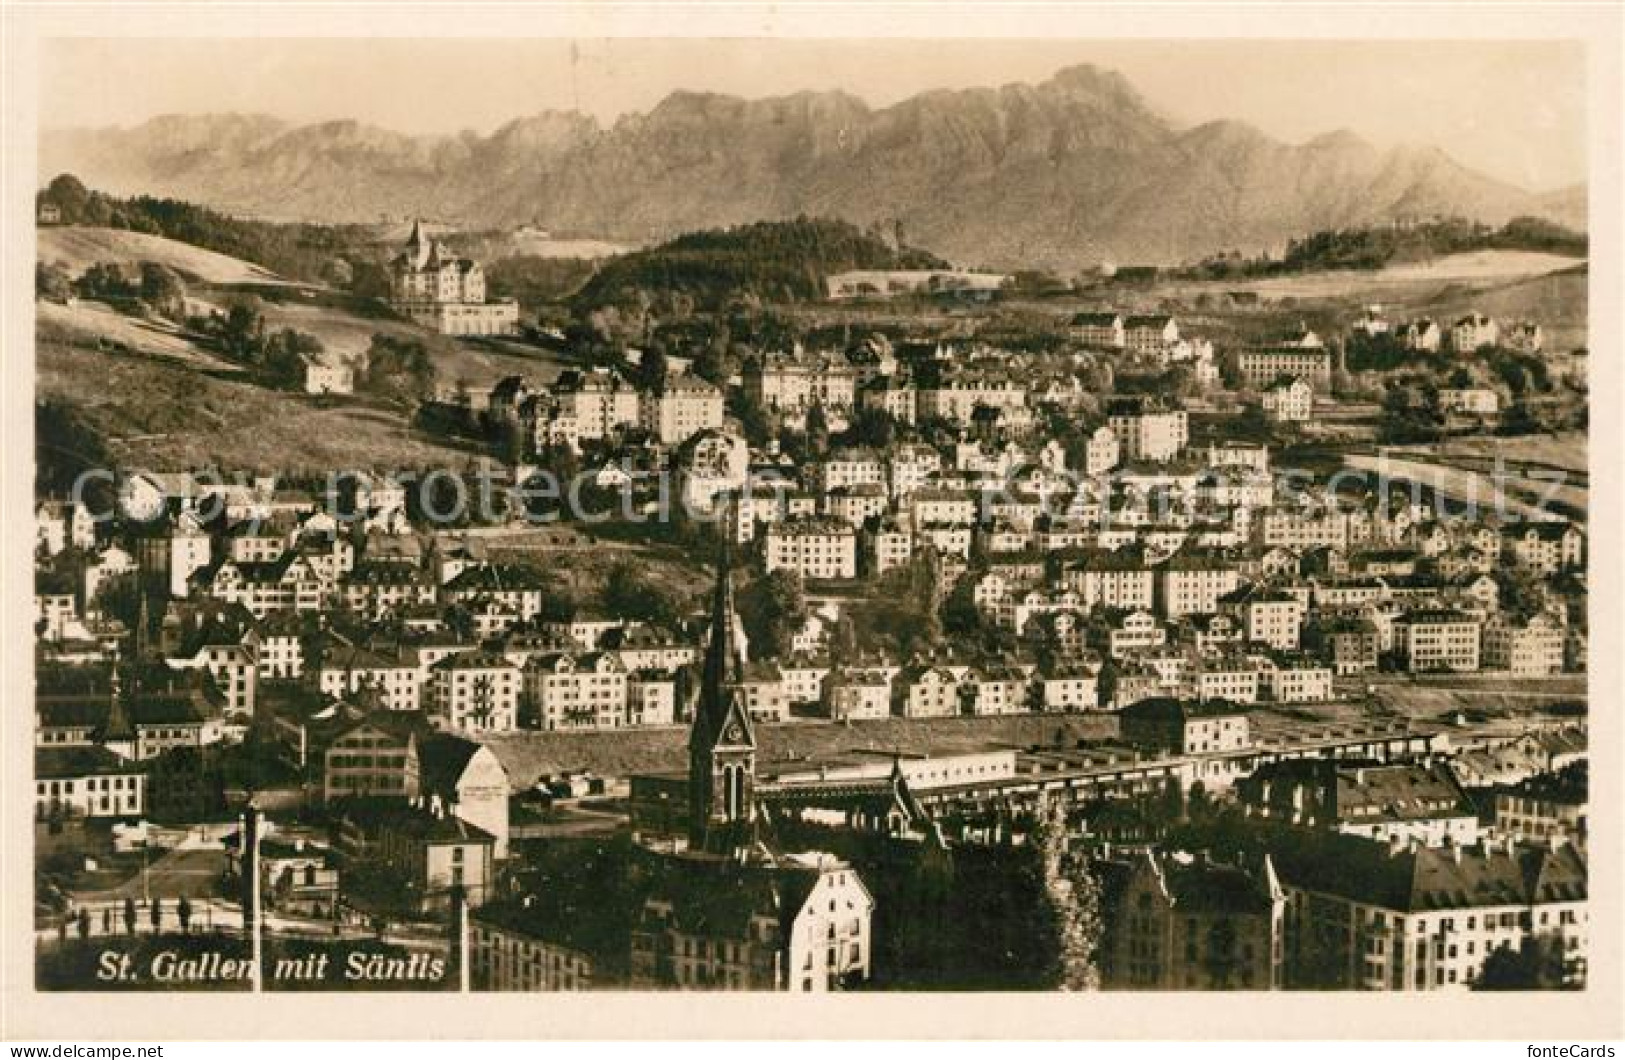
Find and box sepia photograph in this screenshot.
[5,3,1622,1045]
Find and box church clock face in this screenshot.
[725,723,744,743]
[119,477,164,523]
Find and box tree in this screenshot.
[138,262,188,320]
[77,908,90,941]
[93,572,145,631]
[177,895,193,933]
[828,614,858,665]
[1496,569,1548,617]
[320,256,354,288]
[694,323,732,385]
[350,259,393,301]
[123,896,137,936]
[259,328,324,390]
[907,547,944,647]
[941,578,982,638]
[219,300,266,362]
[1476,939,1570,990]
[77,261,137,302]
[604,562,685,628]
[150,897,164,931]
[520,443,581,521]
[805,403,831,457]
[740,568,808,659]
[499,417,529,466]
[44,173,92,221]
[1032,796,1102,990]
[361,332,436,405]
[844,407,897,450]
[633,343,670,391]
[731,392,771,449]
[36,260,74,303]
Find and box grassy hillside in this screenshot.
[37,175,365,285]
[1163,249,1582,305]
[40,220,574,384]
[37,299,240,371]
[1182,216,1586,279]
[37,226,290,286]
[38,339,479,474]
[1416,264,1587,352]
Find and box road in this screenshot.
[84,847,229,903]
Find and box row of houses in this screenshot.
[1354,306,1546,355]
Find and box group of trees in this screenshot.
[361,332,437,405]
[1179,215,1587,279]
[57,896,195,943]
[841,548,947,662]
[573,216,949,313]
[36,398,114,509]
[485,254,599,307]
[738,568,809,660]
[1031,798,1104,990]
[602,561,691,630]
[43,258,189,321]
[186,299,326,390]
[1374,346,1585,441]
[37,174,373,287]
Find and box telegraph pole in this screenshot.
[241,803,264,992]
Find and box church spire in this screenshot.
[699,531,745,709]
[688,526,756,852]
[99,666,135,755]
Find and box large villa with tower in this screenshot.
[388,220,520,337]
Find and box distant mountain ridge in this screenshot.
[40,64,1586,269]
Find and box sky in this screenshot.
[41,38,1586,191]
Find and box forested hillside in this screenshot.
[572,217,948,310]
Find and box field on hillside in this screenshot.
[186,291,575,386]
[1343,451,1587,521]
[37,226,292,285]
[984,250,1586,355]
[36,300,241,371]
[501,234,629,260]
[432,339,577,390]
[41,225,575,386]
[483,714,1119,789]
[1417,266,1588,352]
[1171,250,1582,303]
[38,340,480,474]
[187,291,421,368]
[1362,675,1587,723]
[1402,432,1588,475]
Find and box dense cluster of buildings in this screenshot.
[33,266,1587,993]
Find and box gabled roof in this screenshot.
[1121,696,1248,723]
[1272,831,1587,912]
[431,648,518,673]
[419,733,501,799]
[37,746,143,779]
[444,563,548,593]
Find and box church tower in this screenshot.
[98,667,136,762]
[688,535,756,853]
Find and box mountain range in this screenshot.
[39,64,1586,269]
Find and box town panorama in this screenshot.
[32,55,1589,995]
